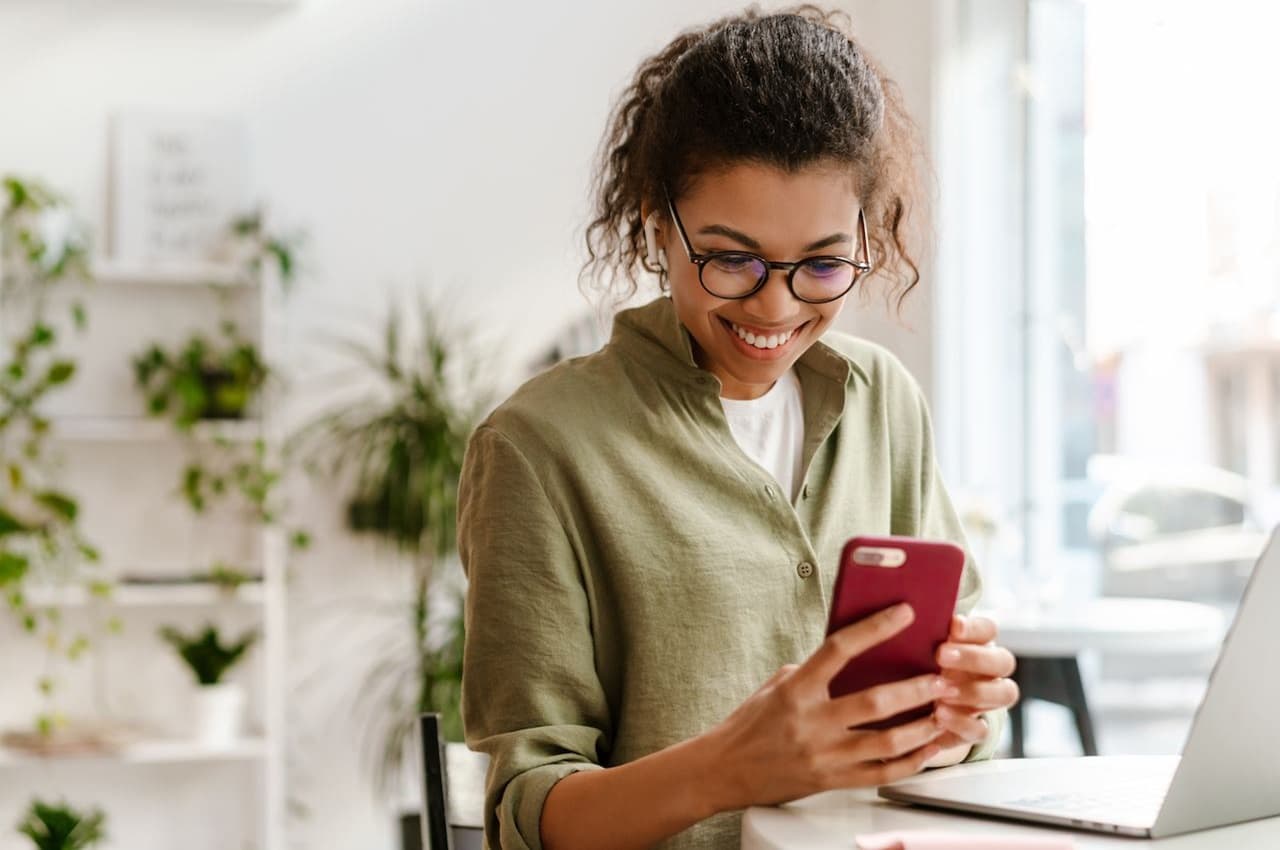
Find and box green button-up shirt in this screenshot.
[458,295,1001,850]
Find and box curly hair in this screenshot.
[580,5,927,310]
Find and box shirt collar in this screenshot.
[609,295,868,390]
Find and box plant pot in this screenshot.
[193,682,245,746]
[199,367,250,419]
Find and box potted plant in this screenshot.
[297,298,486,802]
[133,320,268,427]
[16,799,106,850]
[159,624,257,746]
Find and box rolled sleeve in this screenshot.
[458,424,611,850]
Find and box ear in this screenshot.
[643,211,668,272]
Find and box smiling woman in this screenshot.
[657,163,868,399]
[457,7,1019,850]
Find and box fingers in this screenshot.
[937,642,1017,678]
[826,673,957,728]
[950,614,999,644]
[800,603,915,690]
[935,704,991,744]
[939,677,1020,711]
[842,741,941,788]
[837,714,945,764]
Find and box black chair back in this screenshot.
[419,713,453,850]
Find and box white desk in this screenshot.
[741,760,1280,849]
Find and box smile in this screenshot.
[724,318,805,349]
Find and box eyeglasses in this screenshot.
[664,189,872,304]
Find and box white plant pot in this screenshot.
[193,683,245,747]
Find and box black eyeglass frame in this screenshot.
[663,189,873,304]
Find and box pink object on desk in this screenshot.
[855,830,1076,850]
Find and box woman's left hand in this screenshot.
[927,615,1020,764]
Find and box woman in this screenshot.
[458,7,1020,850]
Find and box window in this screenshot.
[938,0,1280,613]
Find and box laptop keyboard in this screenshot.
[1005,783,1166,822]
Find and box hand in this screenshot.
[703,603,955,811]
[929,615,1020,762]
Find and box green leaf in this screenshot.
[30,323,55,346]
[44,360,76,386]
[0,508,29,536]
[67,635,90,661]
[34,490,78,521]
[0,551,30,585]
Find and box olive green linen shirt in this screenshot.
[458,295,1003,850]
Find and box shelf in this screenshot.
[91,258,254,288]
[50,416,264,443]
[0,737,267,767]
[25,581,266,608]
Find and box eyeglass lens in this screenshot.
[701,254,857,302]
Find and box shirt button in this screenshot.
[801,484,810,500]
[796,561,814,579]
[764,485,776,499]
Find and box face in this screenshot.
[653,161,862,400]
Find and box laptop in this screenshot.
[878,527,1280,839]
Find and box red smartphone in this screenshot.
[825,535,965,729]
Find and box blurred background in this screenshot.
[1,0,1277,848]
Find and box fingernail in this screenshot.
[941,647,961,663]
[893,604,914,624]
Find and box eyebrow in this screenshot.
[696,224,851,253]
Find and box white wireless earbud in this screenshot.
[643,212,668,272]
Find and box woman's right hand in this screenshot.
[702,602,958,811]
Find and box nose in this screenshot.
[741,266,797,320]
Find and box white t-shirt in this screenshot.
[719,368,806,501]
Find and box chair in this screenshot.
[417,713,487,850]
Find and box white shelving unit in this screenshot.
[0,259,289,850]
[25,581,267,608]
[92,258,253,289]
[0,738,268,767]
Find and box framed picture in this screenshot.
[108,111,249,262]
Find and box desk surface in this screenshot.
[741,776,1280,849]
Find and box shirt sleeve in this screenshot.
[911,385,1008,764]
[458,424,610,850]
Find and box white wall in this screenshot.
[0,1,941,848]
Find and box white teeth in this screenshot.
[730,321,796,350]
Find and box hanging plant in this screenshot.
[0,175,102,736]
